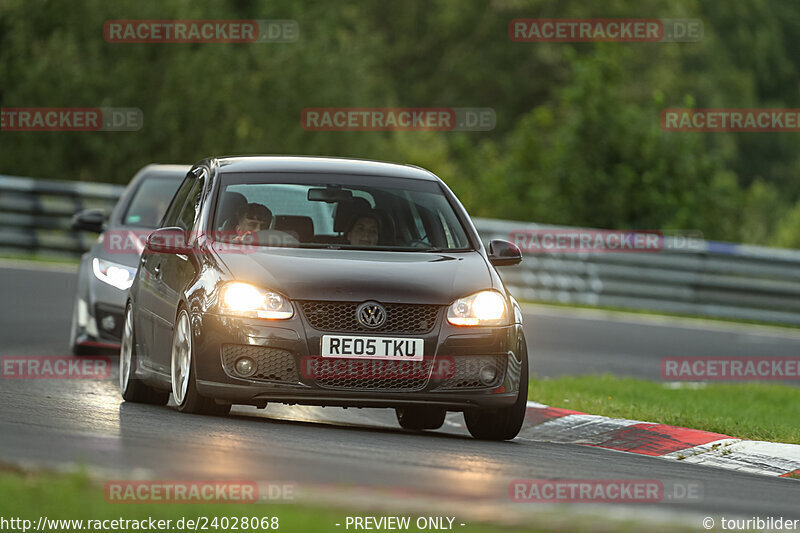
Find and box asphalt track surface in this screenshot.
[1,263,800,524]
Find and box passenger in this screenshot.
[346,212,380,246]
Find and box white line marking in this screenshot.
[520,413,644,444]
[664,440,800,476]
[662,438,741,460]
[526,400,549,408]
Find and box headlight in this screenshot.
[92,258,136,290]
[220,282,293,320]
[447,290,507,326]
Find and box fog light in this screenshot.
[101,315,116,331]
[234,357,256,377]
[479,365,497,385]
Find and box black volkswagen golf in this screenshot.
[120,156,528,440]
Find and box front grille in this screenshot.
[311,358,436,391]
[433,354,507,390]
[221,344,298,383]
[299,301,439,334]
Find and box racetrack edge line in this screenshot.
[523,401,800,478]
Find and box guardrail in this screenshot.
[0,174,123,257]
[478,219,800,326]
[2,174,800,326]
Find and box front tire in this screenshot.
[396,407,446,431]
[464,337,529,441]
[171,308,230,416]
[119,304,169,405]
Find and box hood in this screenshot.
[92,227,151,267]
[214,247,492,305]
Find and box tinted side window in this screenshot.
[162,176,195,227]
[176,178,204,231]
[122,177,183,229]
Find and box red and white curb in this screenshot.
[522,401,800,479]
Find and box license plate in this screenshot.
[320,335,424,361]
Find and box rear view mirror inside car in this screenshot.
[307,186,353,203]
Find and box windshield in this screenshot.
[122,176,183,228]
[212,173,473,251]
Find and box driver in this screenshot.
[232,203,272,243]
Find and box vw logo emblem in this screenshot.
[356,302,386,329]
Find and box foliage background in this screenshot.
[1,0,799,246]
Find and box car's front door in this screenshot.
[135,172,194,368]
[150,170,207,370]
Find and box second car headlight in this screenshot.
[447,290,507,326]
[220,282,293,320]
[92,258,136,291]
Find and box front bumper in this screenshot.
[73,297,124,348]
[192,308,525,410]
[73,255,130,348]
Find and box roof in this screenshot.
[139,164,192,176]
[211,156,439,181]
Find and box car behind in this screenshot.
[69,164,188,354]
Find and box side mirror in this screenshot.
[146,227,192,254]
[488,239,522,267]
[71,209,105,233]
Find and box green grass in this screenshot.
[0,468,675,533]
[0,252,80,266]
[530,375,800,444]
[0,470,504,533]
[522,300,800,330]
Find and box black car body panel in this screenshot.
[214,248,493,304]
[127,156,526,411]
